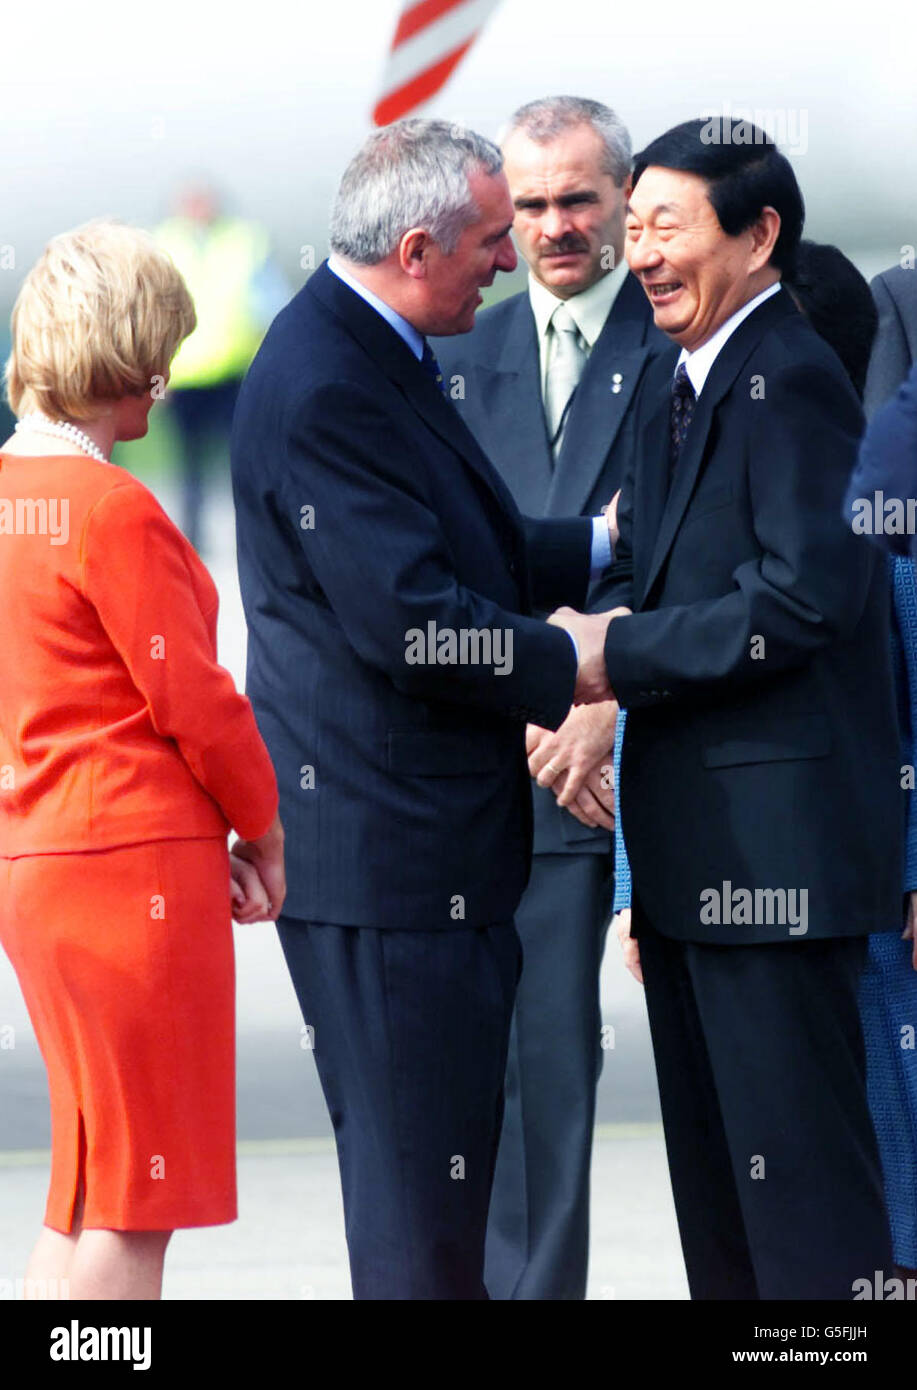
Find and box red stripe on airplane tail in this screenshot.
[372,38,475,126]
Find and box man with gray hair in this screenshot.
[231,118,617,1298]
[437,96,666,1299]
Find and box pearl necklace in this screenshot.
[14,413,110,464]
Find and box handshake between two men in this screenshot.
[547,604,633,706]
[525,484,632,833]
[552,485,629,703]
[525,604,632,833]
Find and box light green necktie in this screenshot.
[544,302,587,454]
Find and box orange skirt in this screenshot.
[0,838,236,1232]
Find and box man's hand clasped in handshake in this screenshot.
[547,605,632,705]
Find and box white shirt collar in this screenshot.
[327,254,425,361]
[677,281,782,396]
[528,258,631,351]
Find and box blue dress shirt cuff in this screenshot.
[591,516,613,576]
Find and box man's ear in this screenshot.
[749,206,781,272]
[399,228,432,279]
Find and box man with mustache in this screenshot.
[551,118,901,1297]
[437,96,665,1300]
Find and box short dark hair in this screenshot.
[632,118,805,277]
[785,241,878,400]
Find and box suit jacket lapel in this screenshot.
[639,286,799,604]
[547,273,654,516]
[633,390,673,607]
[307,261,524,526]
[477,297,554,511]
[639,386,713,605]
[398,358,527,524]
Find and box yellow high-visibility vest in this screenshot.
[156,216,269,388]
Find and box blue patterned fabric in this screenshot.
[859,555,917,1265]
[891,555,917,894]
[612,709,631,916]
[611,555,917,1261]
[860,930,917,1265]
[611,711,628,917]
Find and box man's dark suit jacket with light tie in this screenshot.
[597,284,903,1299]
[230,259,593,1300]
[435,271,666,1299]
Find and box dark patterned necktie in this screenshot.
[669,362,697,474]
[421,339,447,395]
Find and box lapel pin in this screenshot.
[611,372,623,394]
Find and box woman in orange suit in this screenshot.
[0,220,285,1300]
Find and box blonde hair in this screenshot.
[5,218,197,421]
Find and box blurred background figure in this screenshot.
[785,240,879,398]
[838,249,917,1285]
[865,262,917,414]
[844,259,917,563]
[0,331,14,445]
[155,183,289,554]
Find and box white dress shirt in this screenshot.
[328,254,424,359]
[528,258,631,398]
[677,280,782,395]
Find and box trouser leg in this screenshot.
[277,917,521,1300]
[485,854,613,1299]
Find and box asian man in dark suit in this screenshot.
[552,119,902,1298]
[231,119,616,1301]
[436,96,666,1301]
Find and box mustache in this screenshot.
[539,237,589,256]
